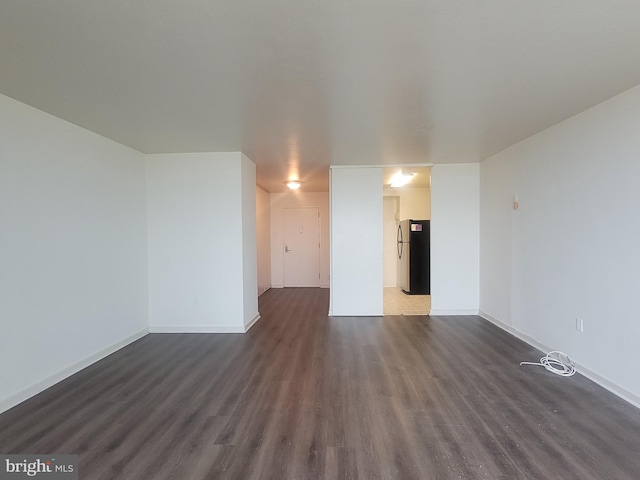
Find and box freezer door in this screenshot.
[408,220,430,294]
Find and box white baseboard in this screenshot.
[478,310,640,410]
[149,325,246,333]
[244,313,261,332]
[0,327,149,415]
[271,284,284,289]
[430,309,479,316]
[574,362,640,410]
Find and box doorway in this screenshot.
[283,207,320,287]
[382,167,431,315]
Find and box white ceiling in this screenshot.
[2,1,640,192]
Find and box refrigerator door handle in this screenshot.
[397,224,403,259]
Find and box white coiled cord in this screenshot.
[520,350,576,377]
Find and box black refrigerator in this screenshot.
[397,219,430,295]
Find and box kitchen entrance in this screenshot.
[382,167,431,315]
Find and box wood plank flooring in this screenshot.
[2,288,640,479]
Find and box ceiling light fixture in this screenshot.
[285,180,302,190]
[389,171,415,188]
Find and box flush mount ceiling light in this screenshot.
[285,180,302,190]
[389,171,415,188]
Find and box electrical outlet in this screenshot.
[576,317,584,332]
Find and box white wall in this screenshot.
[479,155,515,326]
[330,167,383,316]
[0,94,148,413]
[240,154,259,327]
[384,187,431,221]
[146,152,259,333]
[479,84,640,404]
[383,196,399,287]
[256,185,271,296]
[270,192,330,288]
[430,163,480,314]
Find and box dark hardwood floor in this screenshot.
[2,288,640,479]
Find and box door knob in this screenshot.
[285,245,291,253]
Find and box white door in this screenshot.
[283,208,320,287]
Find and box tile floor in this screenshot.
[383,287,430,315]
